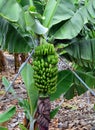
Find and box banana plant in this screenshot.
[1,0,95,130]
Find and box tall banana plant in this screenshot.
[1,0,95,130]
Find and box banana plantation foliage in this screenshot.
[0,0,95,130]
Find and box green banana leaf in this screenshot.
[0,0,48,52]
[50,70,73,101]
[0,127,8,130]
[0,0,48,34]
[2,76,15,94]
[64,38,95,69]
[0,106,16,123]
[76,70,95,88]
[21,63,38,117]
[64,83,87,100]
[0,18,31,53]
[43,0,75,28]
[0,0,26,32]
[64,69,95,99]
[50,0,95,39]
[51,69,95,100]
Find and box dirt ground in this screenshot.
[0,52,95,130]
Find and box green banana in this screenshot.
[33,41,58,95]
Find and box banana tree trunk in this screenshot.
[0,50,6,72]
[14,53,29,72]
[20,53,28,64]
[36,97,51,130]
[14,53,20,73]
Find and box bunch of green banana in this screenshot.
[33,42,58,95]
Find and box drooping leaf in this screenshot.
[49,0,75,27]
[43,0,75,28]
[65,69,95,99]
[0,106,16,123]
[50,68,95,100]
[0,18,31,53]
[0,0,22,22]
[76,70,95,88]
[50,70,73,101]
[4,25,31,53]
[21,63,38,116]
[0,0,37,52]
[64,38,95,69]
[53,0,95,39]
[0,0,25,31]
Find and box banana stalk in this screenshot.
[33,41,58,130]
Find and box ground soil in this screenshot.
[0,52,95,130]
